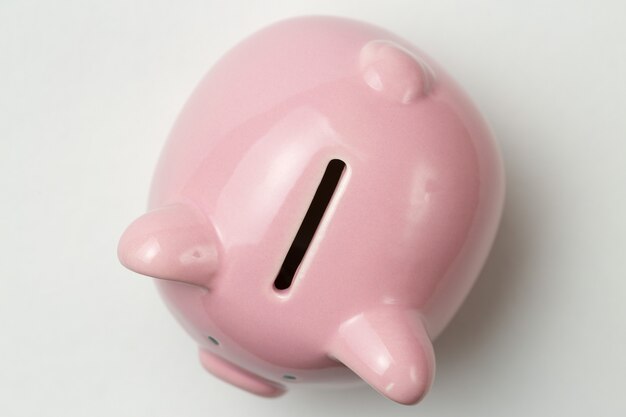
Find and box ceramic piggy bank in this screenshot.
[118,16,504,405]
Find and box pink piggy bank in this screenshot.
[118,16,504,405]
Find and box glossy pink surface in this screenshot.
[118,16,504,405]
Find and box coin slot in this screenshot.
[273,159,346,291]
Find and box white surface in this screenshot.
[1,1,625,416]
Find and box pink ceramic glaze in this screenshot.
[118,16,504,405]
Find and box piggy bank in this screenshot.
[118,16,504,405]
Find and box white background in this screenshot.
[1,1,625,416]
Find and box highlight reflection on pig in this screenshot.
[118,16,504,405]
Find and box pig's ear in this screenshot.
[359,40,433,104]
[117,204,220,288]
[328,308,435,405]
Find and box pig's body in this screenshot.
[119,16,504,404]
